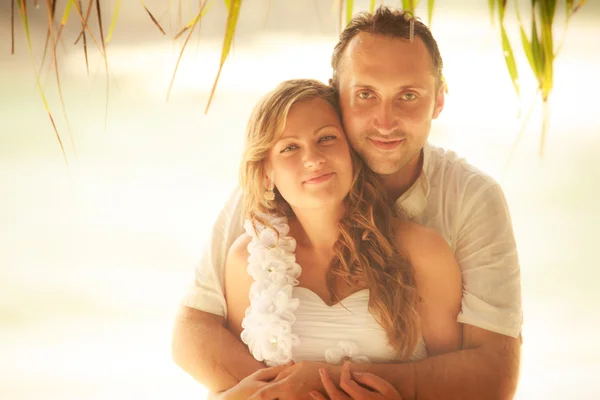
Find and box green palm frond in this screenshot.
[10,0,589,162]
[205,0,242,114]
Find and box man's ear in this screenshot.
[328,78,334,86]
[432,84,445,119]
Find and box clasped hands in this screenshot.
[217,360,402,400]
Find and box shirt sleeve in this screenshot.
[455,183,523,338]
[180,186,245,319]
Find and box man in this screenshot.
[172,6,523,400]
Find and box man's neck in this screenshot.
[289,205,344,253]
[382,150,424,202]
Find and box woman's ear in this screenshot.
[263,169,275,190]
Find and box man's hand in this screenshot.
[249,360,328,400]
[217,362,294,400]
[310,361,403,400]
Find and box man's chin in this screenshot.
[363,158,405,177]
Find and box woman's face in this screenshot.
[267,97,353,211]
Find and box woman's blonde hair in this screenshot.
[240,79,420,359]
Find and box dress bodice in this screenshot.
[291,287,427,364]
[239,215,427,366]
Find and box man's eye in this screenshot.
[357,91,373,99]
[401,93,417,101]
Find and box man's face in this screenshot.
[337,32,445,177]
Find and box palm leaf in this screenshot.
[56,0,75,43]
[95,0,110,130]
[173,1,213,40]
[205,0,242,114]
[38,0,58,80]
[77,0,90,75]
[168,0,212,101]
[106,0,122,44]
[17,0,70,172]
[74,0,94,45]
[44,0,77,157]
[515,2,535,76]
[497,0,519,98]
[337,0,343,33]
[345,0,353,25]
[500,25,520,98]
[530,18,543,81]
[140,0,166,35]
[402,0,418,14]
[488,0,495,25]
[427,0,434,26]
[369,0,376,13]
[11,0,16,54]
[556,0,587,57]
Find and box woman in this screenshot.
[221,79,462,398]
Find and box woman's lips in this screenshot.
[303,172,335,184]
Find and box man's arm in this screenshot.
[371,181,522,399]
[332,324,520,400]
[171,306,265,392]
[171,187,264,392]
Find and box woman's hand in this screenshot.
[248,360,329,400]
[217,362,293,400]
[310,361,403,400]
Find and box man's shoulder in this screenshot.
[426,143,500,198]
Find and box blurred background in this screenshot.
[1,0,599,399]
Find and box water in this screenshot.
[1,2,600,399]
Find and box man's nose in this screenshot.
[373,100,398,135]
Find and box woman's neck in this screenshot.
[289,204,344,252]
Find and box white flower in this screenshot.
[325,341,371,365]
[240,214,302,367]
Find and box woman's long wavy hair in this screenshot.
[239,79,420,359]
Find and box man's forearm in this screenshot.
[326,331,520,400]
[172,307,265,392]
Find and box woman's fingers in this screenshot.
[318,368,351,400]
[309,391,328,400]
[251,362,294,381]
[352,371,402,399]
[339,361,370,398]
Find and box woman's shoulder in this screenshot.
[226,232,253,268]
[391,218,448,256]
[391,218,458,278]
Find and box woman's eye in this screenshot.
[280,144,298,153]
[319,135,336,143]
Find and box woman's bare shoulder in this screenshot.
[226,233,252,268]
[391,218,448,257]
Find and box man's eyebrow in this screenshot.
[350,83,427,91]
[349,83,376,90]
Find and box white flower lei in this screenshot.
[240,213,302,366]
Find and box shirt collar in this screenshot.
[395,143,431,219]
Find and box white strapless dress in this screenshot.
[240,214,427,367]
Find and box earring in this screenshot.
[264,181,275,201]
